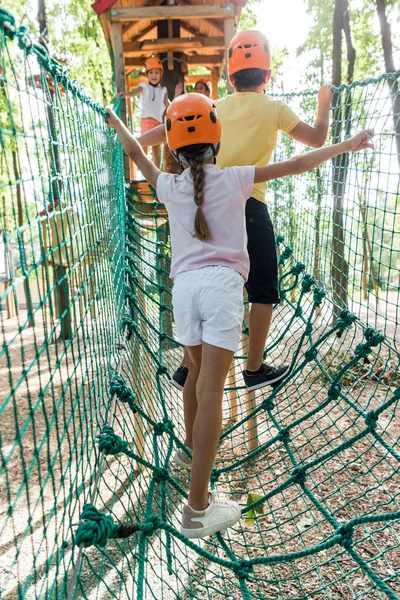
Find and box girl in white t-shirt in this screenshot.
[106,94,373,540]
[120,57,168,167]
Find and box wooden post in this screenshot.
[4,280,16,319]
[126,76,137,180]
[224,18,235,94]
[242,297,259,451]
[111,20,130,180]
[211,67,219,99]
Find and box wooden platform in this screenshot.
[129,179,168,218]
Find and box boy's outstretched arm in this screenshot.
[106,107,161,189]
[288,84,332,148]
[254,130,374,183]
[137,124,166,148]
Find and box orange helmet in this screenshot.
[165,93,221,151]
[144,57,163,72]
[228,30,271,80]
[194,78,210,92]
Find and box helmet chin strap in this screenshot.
[173,143,218,167]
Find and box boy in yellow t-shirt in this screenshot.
[137,30,332,392]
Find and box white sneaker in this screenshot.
[173,448,192,470]
[181,490,241,539]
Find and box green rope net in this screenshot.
[1,10,399,600]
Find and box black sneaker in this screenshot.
[242,363,290,392]
[170,366,189,391]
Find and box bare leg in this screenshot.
[187,342,234,511]
[182,346,201,450]
[246,303,273,371]
[152,145,161,168]
[179,347,192,369]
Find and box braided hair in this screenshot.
[176,143,213,240]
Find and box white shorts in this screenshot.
[172,266,244,352]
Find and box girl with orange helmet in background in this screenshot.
[106,94,373,540]
[119,57,168,167]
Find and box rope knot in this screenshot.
[232,560,253,579]
[292,467,306,485]
[305,323,313,335]
[98,426,128,456]
[152,467,168,483]
[158,365,168,375]
[75,504,115,548]
[153,418,174,436]
[139,514,161,536]
[291,262,305,275]
[210,469,220,484]
[305,347,318,361]
[262,398,274,412]
[109,376,137,412]
[313,287,326,305]
[301,274,316,293]
[276,235,285,245]
[294,306,303,318]
[278,246,293,265]
[365,410,378,431]
[337,523,354,548]
[328,385,341,400]
[277,429,290,443]
[336,309,357,337]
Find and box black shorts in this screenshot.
[245,197,280,305]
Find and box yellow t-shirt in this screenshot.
[215,93,300,203]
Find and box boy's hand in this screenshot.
[105,106,120,129]
[117,92,126,98]
[318,84,332,105]
[346,129,374,152]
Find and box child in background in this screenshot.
[120,57,168,167]
[106,94,373,539]
[136,30,333,393]
[194,79,211,98]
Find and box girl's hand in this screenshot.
[346,129,374,152]
[317,84,332,105]
[117,91,126,98]
[174,81,184,97]
[105,106,120,129]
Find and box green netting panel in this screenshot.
[1,9,400,600]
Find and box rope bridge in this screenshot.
[1,9,399,600]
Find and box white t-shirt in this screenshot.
[138,82,168,122]
[156,164,255,280]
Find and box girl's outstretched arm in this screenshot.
[254,129,374,184]
[106,107,161,189]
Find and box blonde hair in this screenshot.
[177,145,211,240]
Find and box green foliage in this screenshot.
[9,0,113,103]
[245,493,264,524]
[299,0,400,86]
[238,0,262,32]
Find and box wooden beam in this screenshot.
[125,55,223,68]
[123,37,225,56]
[175,0,225,35]
[111,22,129,180]
[125,54,223,69]
[111,4,235,21]
[211,67,219,99]
[123,21,156,43]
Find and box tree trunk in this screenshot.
[330,0,354,322]
[38,0,71,340]
[376,0,400,168]
[12,151,35,325]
